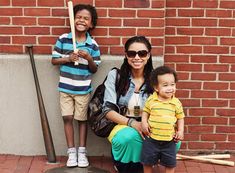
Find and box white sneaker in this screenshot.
[66,148,78,167]
[78,151,89,167]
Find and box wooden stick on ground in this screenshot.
[177,154,231,160]
[177,154,234,166]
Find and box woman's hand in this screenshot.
[131,120,145,140]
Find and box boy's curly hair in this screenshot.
[73,4,98,31]
[151,66,178,88]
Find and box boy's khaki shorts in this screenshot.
[60,92,90,121]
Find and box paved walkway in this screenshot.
[0,154,234,173]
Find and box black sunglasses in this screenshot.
[126,50,149,58]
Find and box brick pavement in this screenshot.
[0,154,234,173]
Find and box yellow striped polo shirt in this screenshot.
[143,92,185,141]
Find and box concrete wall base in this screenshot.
[0,54,162,156]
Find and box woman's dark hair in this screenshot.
[73,4,98,32]
[150,66,178,88]
[118,36,154,96]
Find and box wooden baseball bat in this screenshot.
[27,45,56,163]
[177,154,231,160]
[177,154,234,166]
[68,0,78,65]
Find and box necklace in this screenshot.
[134,92,140,116]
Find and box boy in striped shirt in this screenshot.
[141,66,185,173]
[52,4,100,168]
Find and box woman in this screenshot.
[103,36,154,173]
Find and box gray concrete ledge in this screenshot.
[0,54,163,156]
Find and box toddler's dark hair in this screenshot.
[73,4,98,31]
[151,66,178,87]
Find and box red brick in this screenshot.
[189,108,215,116]
[204,46,229,54]
[95,37,120,45]
[177,46,202,54]
[0,45,23,53]
[177,64,202,71]
[151,38,164,46]
[0,36,10,44]
[165,36,190,44]
[221,38,235,45]
[137,28,164,37]
[180,99,200,107]
[98,18,121,26]
[12,0,36,6]
[185,117,200,125]
[219,19,235,27]
[24,27,50,35]
[52,9,68,17]
[0,17,10,24]
[164,55,189,63]
[188,126,214,133]
[230,118,235,125]
[192,19,217,26]
[178,9,204,17]
[228,135,235,141]
[217,126,235,133]
[38,18,65,26]
[151,19,165,27]
[37,0,64,7]
[206,10,232,18]
[96,0,122,7]
[152,0,165,8]
[188,142,214,149]
[202,117,228,125]
[191,90,216,98]
[220,1,235,9]
[193,0,218,8]
[166,18,190,26]
[166,0,191,7]
[177,28,204,35]
[205,28,231,36]
[0,27,22,34]
[203,82,229,90]
[219,74,235,81]
[176,89,190,98]
[24,8,50,16]
[177,82,201,89]
[123,19,149,27]
[91,28,108,37]
[0,0,10,5]
[12,36,36,44]
[201,134,227,141]
[220,56,235,63]
[184,134,200,141]
[165,46,175,53]
[177,72,190,81]
[217,109,235,117]
[151,47,163,56]
[166,9,176,17]
[51,27,70,36]
[191,55,217,63]
[38,36,57,44]
[109,28,136,36]
[96,9,107,17]
[202,99,228,107]
[165,27,176,35]
[32,45,52,54]
[12,17,36,25]
[0,8,22,16]
[109,9,135,17]
[204,64,229,72]
[138,10,164,18]
[124,0,150,8]
[192,37,217,45]
[231,100,235,108]
[110,46,124,55]
[216,142,235,150]
[191,73,216,81]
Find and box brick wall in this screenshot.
[0,0,234,153]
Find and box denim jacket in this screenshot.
[103,69,149,114]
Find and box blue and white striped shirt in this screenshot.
[52,32,101,95]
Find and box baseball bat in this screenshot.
[68,0,79,65]
[177,154,231,160]
[27,45,56,163]
[177,154,234,166]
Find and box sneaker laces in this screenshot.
[78,152,88,162]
